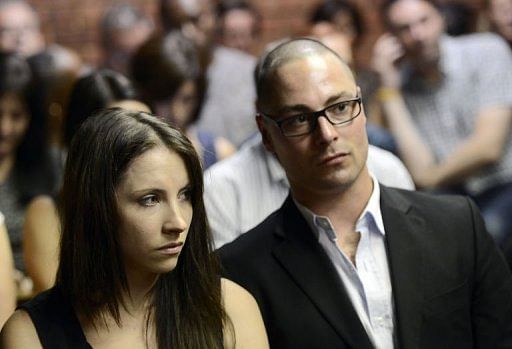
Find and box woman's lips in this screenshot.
[157,242,184,255]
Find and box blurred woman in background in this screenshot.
[0,211,16,329]
[0,53,60,297]
[132,31,235,170]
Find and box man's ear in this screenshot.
[357,86,367,125]
[255,113,276,154]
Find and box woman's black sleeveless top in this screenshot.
[18,287,92,348]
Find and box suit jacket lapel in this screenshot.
[272,196,374,349]
[381,186,426,349]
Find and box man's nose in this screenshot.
[315,116,338,145]
[409,23,427,42]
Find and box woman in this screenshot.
[0,52,60,278]
[23,195,60,294]
[131,31,235,170]
[23,69,150,294]
[0,211,16,329]
[64,69,150,148]
[0,108,267,347]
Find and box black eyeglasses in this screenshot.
[259,96,362,137]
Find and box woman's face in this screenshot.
[155,80,198,129]
[116,145,193,278]
[0,92,30,160]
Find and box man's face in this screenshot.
[257,53,369,199]
[489,0,512,43]
[220,9,257,53]
[106,23,153,75]
[387,0,445,65]
[162,0,216,48]
[0,3,44,57]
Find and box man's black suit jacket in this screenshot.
[218,186,512,348]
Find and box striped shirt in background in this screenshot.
[204,134,414,249]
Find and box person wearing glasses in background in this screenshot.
[218,38,512,348]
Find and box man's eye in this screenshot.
[331,102,349,115]
[291,114,310,125]
[139,195,159,207]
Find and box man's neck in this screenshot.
[292,171,374,232]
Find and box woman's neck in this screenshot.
[122,269,159,315]
[0,155,14,184]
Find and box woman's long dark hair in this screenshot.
[63,69,138,147]
[131,31,206,126]
[0,52,59,202]
[56,108,228,348]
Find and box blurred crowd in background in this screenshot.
[0,0,511,329]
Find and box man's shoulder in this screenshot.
[383,185,468,204]
[206,137,263,175]
[367,145,415,190]
[218,207,283,259]
[444,33,511,61]
[211,46,256,73]
[381,186,475,219]
[449,32,509,49]
[204,138,267,191]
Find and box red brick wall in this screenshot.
[28,0,485,67]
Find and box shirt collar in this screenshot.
[357,175,385,236]
[294,174,385,241]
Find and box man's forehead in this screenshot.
[261,54,357,112]
[271,53,354,85]
[387,0,439,22]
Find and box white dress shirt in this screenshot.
[204,134,414,249]
[296,177,395,349]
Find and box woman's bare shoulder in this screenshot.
[0,310,42,349]
[221,278,269,349]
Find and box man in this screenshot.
[486,0,512,48]
[371,0,512,245]
[205,133,414,248]
[216,0,261,55]
[218,38,512,348]
[160,0,257,147]
[0,0,44,57]
[99,4,154,76]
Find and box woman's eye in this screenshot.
[178,188,192,202]
[139,195,159,207]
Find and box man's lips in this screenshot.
[318,152,349,166]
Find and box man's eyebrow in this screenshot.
[275,92,357,115]
[275,104,312,115]
[325,92,356,105]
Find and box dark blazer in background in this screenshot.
[218,186,512,348]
